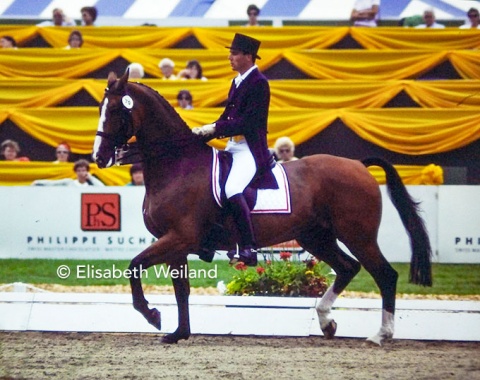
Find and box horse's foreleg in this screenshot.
[161,259,191,344]
[128,254,161,330]
[128,234,187,332]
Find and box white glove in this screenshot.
[192,123,216,136]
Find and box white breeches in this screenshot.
[224,140,256,199]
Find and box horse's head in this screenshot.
[93,70,138,168]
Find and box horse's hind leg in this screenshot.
[298,231,361,339]
[345,240,398,345]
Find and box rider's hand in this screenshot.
[192,123,216,136]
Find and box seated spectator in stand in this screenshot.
[0,139,29,161]
[32,159,104,186]
[65,30,83,49]
[178,60,207,81]
[81,6,98,26]
[460,8,480,29]
[245,4,261,27]
[415,9,445,29]
[274,137,299,164]
[158,58,177,80]
[37,8,75,27]
[53,142,71,163]
[0,36,17,49]
[126,62,145,80]
[351,0,380,27]
[177,90,193,110]
[126,163,144,186]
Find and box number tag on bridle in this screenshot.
[122,95,134,109]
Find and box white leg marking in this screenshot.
[366,310,395,346]
[92,98,109,162]
[316,285,338,330]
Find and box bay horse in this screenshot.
[93,71,432,346]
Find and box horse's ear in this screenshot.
[107,71,117,88]
[117,69,129,91]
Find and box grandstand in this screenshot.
[0,0,477,26]
[0,0,479,185]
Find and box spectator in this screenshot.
[177,90,193,110]
[178,60,207,81]
[1,139,29,161]
[126,163,144,186]
[158,58,177,80]
[126,62,145,80]
[246,4,261,27]
[32,159,104,186]
[351,0,380,27]
[37,8,75,27]
[53,142,71,163]
[415,9,445,29]
[0,36,17,49]
[460,8,480,29]
[274,137,299,164]
[81,6,97,26]
[65,30,83,49]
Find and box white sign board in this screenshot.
[0,186,478,263]
[438,186,480,263]
[0,187,155,259]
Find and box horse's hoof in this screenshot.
[366,333,392,346]
[161,331,190,344]
[366,335,382,346]
[147,308,161,330]
[321,320,337,339]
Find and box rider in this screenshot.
[192,33,277,266]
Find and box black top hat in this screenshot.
[226,33,261,60]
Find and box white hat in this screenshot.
[159,58,175,68]
[126,62,144,78]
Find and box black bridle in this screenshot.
[96,92,135,148]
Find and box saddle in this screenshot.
[217,150,277,210]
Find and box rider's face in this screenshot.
[229,50,252,75]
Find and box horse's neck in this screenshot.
[142,143,212,190]
[132,82,211,169]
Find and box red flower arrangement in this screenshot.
[226,252,333,297]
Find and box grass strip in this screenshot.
[1,259,479,295]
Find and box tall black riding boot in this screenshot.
[227,193,258,266]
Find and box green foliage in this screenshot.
[226,253,334,297]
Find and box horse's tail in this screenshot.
[362,157,433,286]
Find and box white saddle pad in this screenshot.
[211,148,292,214]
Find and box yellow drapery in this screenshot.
[1,48,479,79]
[1,107,478,155]
[0,161,442,186]
[1,25,479,50]
[2,79,480,109]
